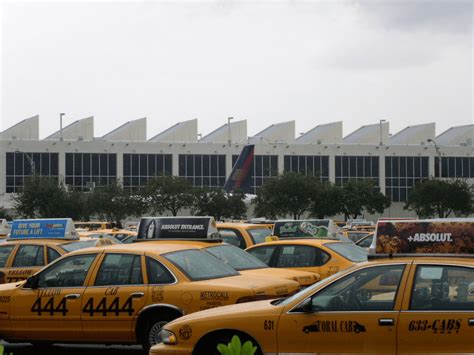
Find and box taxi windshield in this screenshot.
[205,244,268,270]
[323,242,367,262]
[247,228,272,244]
[163,249,239,281]
[59,240,97,252]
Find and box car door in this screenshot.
[81,252,147,342]
[398,263,474,354]
[277,263,409,354]
[9,252,99,341]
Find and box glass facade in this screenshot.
[6,152,59,193]
[65,153,117,190]
[283,155,329,181]
[385,156,429,202]
[232,154,278,193]
[123,154,172,190]
[335,156,379,187]
[435,157,474,178]
[179,154,226,187]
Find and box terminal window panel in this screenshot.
[435,157,474,178]
[335,156,379,188]
[122,154,172,191]
[283,155,329,181]
[179,154,226,187]
[385,156,429,202]
[6,152,59,193]
[65,153,117,190]
[232,155,278,194]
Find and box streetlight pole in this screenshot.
[379,119,386,145]
[427,138,442,178]
[60,113,65,141]
[227,117,234,146]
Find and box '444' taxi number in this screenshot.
[31,297,135,316]
[82,297,134,316]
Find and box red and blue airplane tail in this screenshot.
[224,144,254,193]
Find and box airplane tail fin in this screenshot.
[224,144,254,193]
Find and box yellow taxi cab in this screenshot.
[246,237,367,279]
[135,217,320,288]
[152,218,474,355]
[0,241,299,351]
[0,218,114,283]
[217,223,273,249]
[97,228,137,243]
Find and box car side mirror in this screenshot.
[24,275,39,289]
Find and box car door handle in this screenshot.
[129,292,145,299]
[469,319,474,326]
[378,318,394,326]
[65,294,81,300]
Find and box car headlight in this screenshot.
[159,330,178,345]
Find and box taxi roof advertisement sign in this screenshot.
[137,217,218,240]
[9,218,74,239]
[374,219,474,255]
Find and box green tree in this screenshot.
[90,180,147,227]
[145,176,195,216]
[405,178,473,218]
[253,172,317,219]
[192,188,247,220]
[13,176,68,218]
[338,180,391,220]
[310,182,343,219]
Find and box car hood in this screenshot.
[169,299,279,323]
[240,268,320,286]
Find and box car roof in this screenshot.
[69,241,203,255]
[367,256,474,266]
[218,223,270,229]
[3,239,77,246]
[247,238,343,248]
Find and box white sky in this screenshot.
[1,0,473,139]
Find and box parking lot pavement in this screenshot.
[1,342,143,354]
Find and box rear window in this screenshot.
[323,242,367,263]
[247,228,272,244]
[0,245,15,267]
[60,241,97,252]
[205,245,267,271]
[163,249,239,281]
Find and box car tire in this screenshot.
[141,316,172,353]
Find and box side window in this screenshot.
[310,264,405,311]
[146,257,175,284]
[247,246,277,265]
[0,245,15,267]
[219,229,245,249]
[47,247,62,263]
[411,265,474,311]
[275,245,329,268]
[37,254,97,288]
[13,245,45,267]
[95,254,143,286]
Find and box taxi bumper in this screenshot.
[149,343,192,355]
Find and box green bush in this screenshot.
[217,335,257,355]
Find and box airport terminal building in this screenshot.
[1,116,473,218]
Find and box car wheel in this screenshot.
[141,317,170,352]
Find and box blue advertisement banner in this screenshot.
[10,219,69,239]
